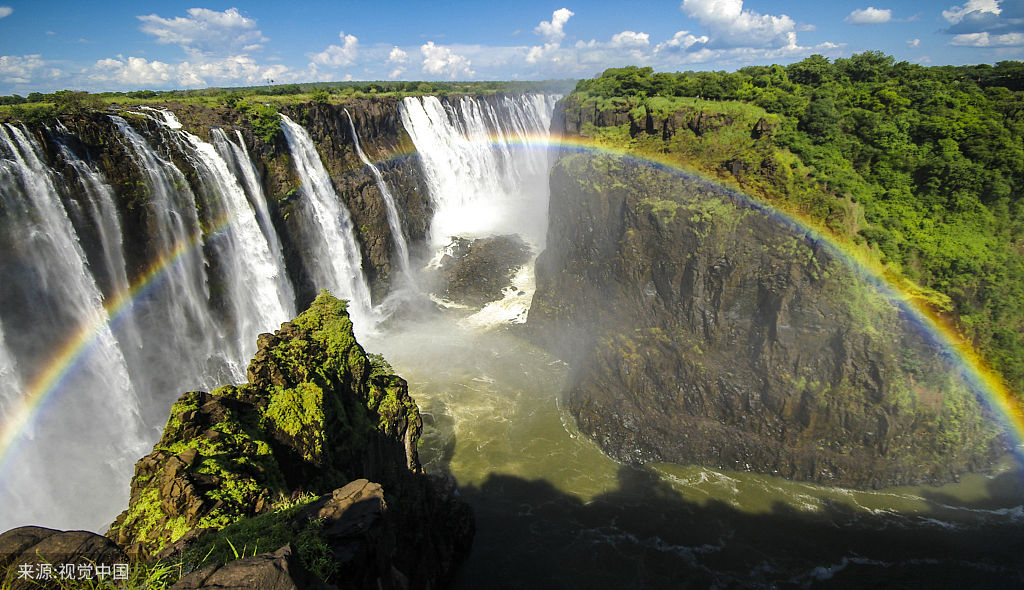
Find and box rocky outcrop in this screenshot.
[102,293,471,587]
[528,151,1004,488]
[436,235,532,307]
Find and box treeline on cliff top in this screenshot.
[0,78,575,113]
[574,53,1024,398]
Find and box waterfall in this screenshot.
[0,124,146,531]
[399,94,558,326]
[212,128,291,282]
[399,94,558,251]
[279,113,376,331]
[50,126,147,376]
[109,115,244,392]
[146,110,295,362]
[344,108,411,280]
[53,123,133,302]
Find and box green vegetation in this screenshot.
[178,493,337,582]
[0,79,575,124]
[108,292,417,563]
[571,57,1024,398]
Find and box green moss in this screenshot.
[264,382,326,462]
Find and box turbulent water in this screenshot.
[0,124,146,529]
[400,94,557,251]
[1,94,1022,587]
[365,317,1024,589]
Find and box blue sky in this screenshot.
[0,0,1021,94]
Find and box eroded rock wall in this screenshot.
[529,149,1004,488]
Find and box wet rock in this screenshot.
[436,235,532,307]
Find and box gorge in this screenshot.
[0,91,1022,587]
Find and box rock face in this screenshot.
[105,293,472,587]
[528,151,1004,488]
[436,235,532,307]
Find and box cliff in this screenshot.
[529,137,1005,487]
[29,97,428,307]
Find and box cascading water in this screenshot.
[50,126,147,375]
[53,123,133,302]
[399,94,557,251]
[108,115,237,392]
[0,124,146,531]
[211,128,292,286]
[279,113,376,331]
[399,94,558,326]
[145,110,295,363]
[344,109,411,281]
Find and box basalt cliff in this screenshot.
[528,98,1006,489]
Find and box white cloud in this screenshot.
[0,6,12,19]
[93,56,176,86]
[527,9,576,65]
[845,7,892,25]
[655,30,709,53]
[908,38,921,47]
[388,47,408,63]
[420,42,474,78]
[389,67,405,79]
[0,55,62,86]
[797,23,817,32]
[535,8,574,43]
[609,31,650,48]
[91,55,299,89]
[309,31,359,67]
[943,0,1001,24]
[137,8,266,58]
[950,31,1024,46]
[680,0,797,49]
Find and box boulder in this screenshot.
[170,544,334,590]
[436,235,532,307]
[0,526,127,590]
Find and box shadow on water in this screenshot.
[445,463,1024,590]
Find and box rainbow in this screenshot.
[366,129,1024,452]
[1,127,1021,484]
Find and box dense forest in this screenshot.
[573,54,1024,400]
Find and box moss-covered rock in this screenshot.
[106,293,472,587]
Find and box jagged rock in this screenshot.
[0,526,128,590]
[688,110,733,136]
[170,544,335,590]
[436,235,532,307]
[529,151,1004,488]
[101,293,471,587]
